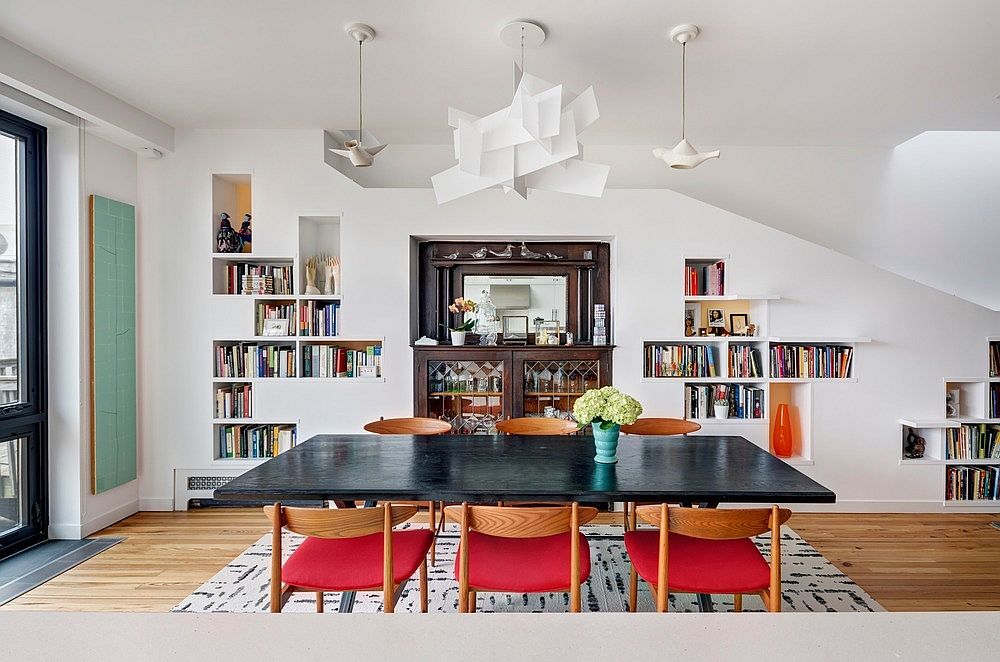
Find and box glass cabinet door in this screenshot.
[521,359,601,422]
[427,360,504,434]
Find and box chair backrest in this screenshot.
[634,504,790,539]
[495,417,579,435]
[444,504,599,538]
[364,417,452,435]
[264,503,418,538]
[620,417,701,435]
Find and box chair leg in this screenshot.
[623,504,629,531]
[468,591,477,613]
[628,566,638,612]
[733,594,742,613]
[428,501,436,566]
[628,502,637,531]
[419,560,428,613]
[316,592,324,613]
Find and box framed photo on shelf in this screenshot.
[262,318,290,337]
[729,313,749,336]
[707,308,725,328]
[684,302,701,336]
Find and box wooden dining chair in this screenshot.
[445,503,599,613]
[619,418,702,530]
[624,503,791,613]
[265,502,433,613]
[495,417,579,435]
[364,416,452,564]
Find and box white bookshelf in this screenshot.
[208,175,383,467]
[643,256,870,466]
[900,339,1000,506]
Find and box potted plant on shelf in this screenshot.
[573,386,643,464]
[444,297,477,346]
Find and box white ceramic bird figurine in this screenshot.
[652,139,720,170]
[329,139,387,168]
[520,242,544,259]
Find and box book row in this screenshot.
[685,383,766,420]
[990,341,1000,378]
[214,383,252,419]
[302,344,382,378]
[217,423,296,459]
[769,344,854,379]
[946,465,999,501]
[945,424,1000,461]
[684,260,725,296]
[222,262,293,295]
[729,345,763,378]
[252,301,342,337]
[215,343,296,378]
[644,344,719,378]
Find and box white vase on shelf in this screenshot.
[450,331,467,346]
[714,403,729,420]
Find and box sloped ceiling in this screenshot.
[1,1,998,307]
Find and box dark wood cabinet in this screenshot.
[413,345,613,433]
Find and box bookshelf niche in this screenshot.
[642,256,870,465]
[900,339,1000,506]
[208,173,383,465]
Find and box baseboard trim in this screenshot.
[47,523,83,540]
[139,498,174,512]
[81,499,140,537]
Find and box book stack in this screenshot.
[215,343,296,378]
[302,344,381,378]
[299,301,339,337]
[644,344,718,378]
[684,260,725,296]
[945,424,1000,460]
[593,304,607,346]
[222,262,292,295]
[217,423,297,460]
[685,383,765,420]
[215,383,252,419]
[991,341,1000,377]
[946,465,999,501]
[769,344,853,379]
[729,345,763,378]
[255,301,296,336]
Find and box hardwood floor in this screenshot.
[2,510,998,612]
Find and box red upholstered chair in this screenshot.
[364,417,451,564]
[624,503,791,612]
[265,502,433,613]
[445,503,599,613]
[619,418,702,530]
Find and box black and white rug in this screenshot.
[173,525,883,613]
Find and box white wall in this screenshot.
[137,129,1000,512]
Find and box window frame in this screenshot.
[0,107,48,558]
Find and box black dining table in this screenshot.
[215,433,835,612]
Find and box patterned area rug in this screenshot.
[173,525,883,613]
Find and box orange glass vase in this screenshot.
[771,404,794,458]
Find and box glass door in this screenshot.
[427,359,504,434]
[0,108,47,559]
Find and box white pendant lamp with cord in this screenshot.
[653,24,720,169]
[328,22,387,168]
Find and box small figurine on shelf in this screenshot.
[904,429,926,459]
[304,256,321,295]
[237,213,252,253]
[684,317,696,337]
[489,244,514,258]
[519,242,544,259]
[747,323,757,337]
[325,255,341,295]
[216,212,243,253]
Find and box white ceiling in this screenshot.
[2,1,999,310]
[1,0,998,146]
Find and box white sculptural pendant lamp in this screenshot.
[653,24,719,169]
[431,20,610,204]
[328,23,387,168]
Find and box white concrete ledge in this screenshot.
[1,612,998,661]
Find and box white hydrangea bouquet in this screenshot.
[573,386,643,464]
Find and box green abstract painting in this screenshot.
[90,195,137,493]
